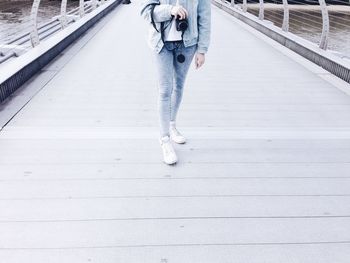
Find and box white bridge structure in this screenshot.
[0,0,350,262]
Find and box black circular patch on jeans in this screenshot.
[177,54,186,63]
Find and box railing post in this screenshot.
[30,0,41,47]
[79,0,85,17]
[60,0,68,29]
[319,0,329,50]
[259,0,264,20]
[231,0,235,7]
[243,0,247,12]
[92,0,98,10]
[282,0,289,32]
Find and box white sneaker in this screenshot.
[170,126,186,144]
[160,136,178,165]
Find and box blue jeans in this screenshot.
[154,41,197,138]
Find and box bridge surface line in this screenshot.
[0,1,350,262]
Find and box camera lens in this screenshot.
[178,21,188,31]
[176,18,188,32]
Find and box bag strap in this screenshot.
[150,3,160,33]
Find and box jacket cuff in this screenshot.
[196,47,208,54]
[158,4,173,21]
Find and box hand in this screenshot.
[170,5,188,20]
[195,53,205,69]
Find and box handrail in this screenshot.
[221,0,337,51]
[0,0,110,64]
[215,0,350,83]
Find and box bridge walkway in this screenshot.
[0,1,350,262]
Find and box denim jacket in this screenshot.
[140,0,211,54]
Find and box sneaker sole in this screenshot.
[171,137,186,144]
[164,159,178,165]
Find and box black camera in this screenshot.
[176,18,188,32]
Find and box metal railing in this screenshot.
[222,0,350,57]
[0,0,109,64]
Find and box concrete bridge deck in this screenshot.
[1,1,350,262]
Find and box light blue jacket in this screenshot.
[140,0,211,54]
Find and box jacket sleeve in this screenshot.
[197,0,211,54]
[140,0,173,23]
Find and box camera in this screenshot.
[176,18,188,32]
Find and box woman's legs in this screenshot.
[154,43,175,138]
[154,42,197,138]
[170,44,197,123]
[154,43,179,164]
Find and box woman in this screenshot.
[140,0,211,165]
